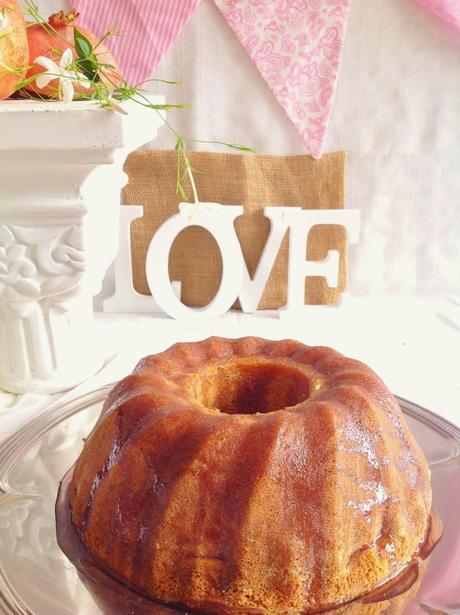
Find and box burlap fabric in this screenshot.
[123,150,346,309]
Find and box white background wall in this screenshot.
[23,0,460,299]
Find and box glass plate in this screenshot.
[0,388,459,615]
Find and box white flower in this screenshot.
[34,48,91,103]
[0,9,10,30]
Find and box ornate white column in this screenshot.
[0,99,164,394]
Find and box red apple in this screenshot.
[0,0,28,100]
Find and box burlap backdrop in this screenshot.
[123,150,346,309]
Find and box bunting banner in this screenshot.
[72,0,351,158]
[72,0,459,158]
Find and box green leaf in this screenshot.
[74,27,101,83]
[188,137,256,154]
[225,143,257,153]
[145,103,188,110]
[177,182,188,201]
[142,78,179,86]
[13,74,42,91]
[74,27,92,59]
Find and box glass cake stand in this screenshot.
[0,387,459,615]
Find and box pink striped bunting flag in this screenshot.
[72,0,201,86]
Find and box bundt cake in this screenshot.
[61,337,437,614]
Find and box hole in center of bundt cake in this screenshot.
[189,361,311,415]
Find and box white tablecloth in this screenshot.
[1,296,459,441]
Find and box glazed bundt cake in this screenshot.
[63,337,434,613]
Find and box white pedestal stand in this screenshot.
[0,99,164,393]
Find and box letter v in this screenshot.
[238,207,298,313]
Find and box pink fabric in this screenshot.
[416,0,460,30]
[214,0,351,158]
[72,0,201,86]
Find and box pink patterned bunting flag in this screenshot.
[416,0,460,30]
[72,0,201,86]
[214,0,351,158]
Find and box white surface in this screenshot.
[1,296,459,441]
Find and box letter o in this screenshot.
[146,203,244,321]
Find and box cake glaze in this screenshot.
[66,337,433,614]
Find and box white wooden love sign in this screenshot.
[104,203,360,321]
